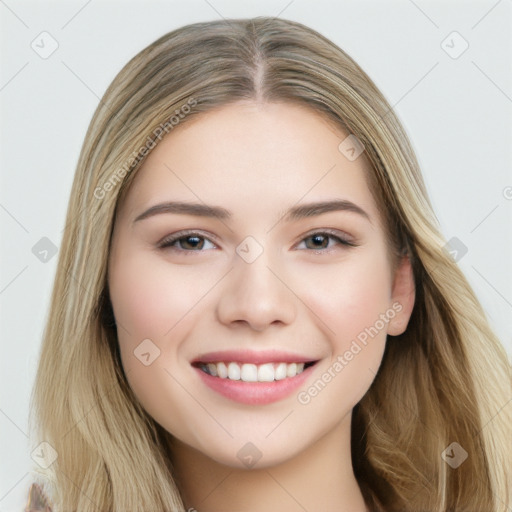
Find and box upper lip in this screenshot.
[192,350,319,365]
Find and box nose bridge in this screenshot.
[235,240,277,290]
[215,236,296,330]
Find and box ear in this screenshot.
[387,255,415,336]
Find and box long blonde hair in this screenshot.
[30,17,511,511]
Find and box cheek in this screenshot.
[107,250,188,380]
[109,251,216,340]
[108,251,206,436]
[293,249,392,398]
[297,249,392,334]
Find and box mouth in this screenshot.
[191,352,320,405]
[192,360,318,382]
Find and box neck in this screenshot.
[169,414,368,512]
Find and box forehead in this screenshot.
[118,101,381,225]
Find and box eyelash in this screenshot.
[157,229,357,254]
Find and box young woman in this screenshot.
[28,17,511,512]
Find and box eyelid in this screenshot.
[294,227,356,248]
[157,227,357,254]
[157,229,220,249]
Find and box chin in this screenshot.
[187,432,308,471]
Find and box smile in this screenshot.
[191,351,319,405]
[195,361,315,382]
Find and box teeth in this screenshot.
[275,362,287,380]
[217,362,228,378]
[287,362,297,378]
[207,363,217,377]
[240,363,258,382]
[228,362,241,380]
[200,361,310,381]
[258,363,274,382]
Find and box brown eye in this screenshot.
[298,231,355,251]
[304,234,330,249]
[158,232,216,252]
[177,235,205,250]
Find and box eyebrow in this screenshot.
[133,199,371,224]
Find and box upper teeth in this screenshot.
[201,362,306,382]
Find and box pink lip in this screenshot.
[192,362,317,405]
[192,349,316,365]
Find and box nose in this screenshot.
[215,248,297,332]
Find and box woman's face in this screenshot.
[108,100,414,469]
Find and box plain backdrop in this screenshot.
[1,0,511,509]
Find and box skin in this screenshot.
[108,100,415,512]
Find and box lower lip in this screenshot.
[193,364,316,405]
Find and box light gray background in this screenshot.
[1,1,511,510]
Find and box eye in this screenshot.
[297,231,356,251]
[158,231,217,252]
